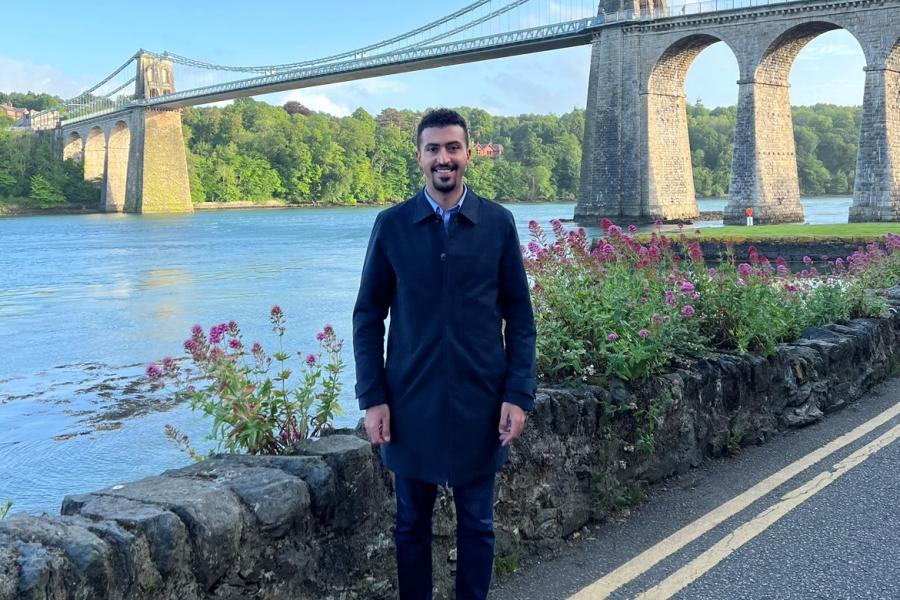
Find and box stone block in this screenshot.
[86,475,241,589]
[164,461,312,538]
[0,515,112,599]
[62,493,189,580]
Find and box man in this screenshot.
[353,108,536,600]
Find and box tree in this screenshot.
[29,174,65,208]
[283,101,312,116]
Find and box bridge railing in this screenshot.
[602,0,792,21]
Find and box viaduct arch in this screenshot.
[578,0,900,225]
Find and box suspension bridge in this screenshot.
[27,0,900,223]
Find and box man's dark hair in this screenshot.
[415,108,469,149]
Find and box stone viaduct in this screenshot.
[59,54,193,213]
[577,0,900,225]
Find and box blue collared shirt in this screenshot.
[424,185,467,232]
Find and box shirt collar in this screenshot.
[412,187,480,225]
[423,185,466,215]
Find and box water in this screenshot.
[0,196,852,514]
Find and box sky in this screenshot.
[0,0,868,117]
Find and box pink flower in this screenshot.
[655,219,662,226]
[251,342,263,354]
[315,331,325,341]
[638,329,649,338]
[738,263,752,277]
[229,338,242,350]
[627,225,637,234]
[680,281,695,293]
[776,264,789,276]
[323,324,334,336]
[664,291,675,305]
[270,305,283,318]
[183,339,197,352]
[305,353,316,367]
[161,356,175,370]
[145,364,162,380]
[680,305,695,317]
[707,268,717,278]
[803,256,813,265]
[600,218,614,232]
[191,324,203,336]
[528,241,541,254]
[606,333,619,342]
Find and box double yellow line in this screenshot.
[569,400,900,600]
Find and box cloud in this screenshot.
[280,89,353,116]
[0,55,84,98]
[265,76,409,116]
[796,42,864,61]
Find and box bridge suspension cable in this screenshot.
[151,0,504,74]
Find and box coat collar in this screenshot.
[411,188,481,225]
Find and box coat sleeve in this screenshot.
[497,213,537,411]
[352,213,395,410]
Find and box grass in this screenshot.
[696,223,899,242]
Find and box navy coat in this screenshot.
[353,189,536,486]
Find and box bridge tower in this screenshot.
[59,53,193,214]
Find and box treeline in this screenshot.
[0,114,98,207]
[0,95,864,208]
[183,100,584,204]
[688,102,861,197]
[0,91,60,111]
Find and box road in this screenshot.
[491,377,900,600]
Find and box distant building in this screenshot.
[0,103,29,121]
[473,142,504,160]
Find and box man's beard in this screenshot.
[432,165,459,193]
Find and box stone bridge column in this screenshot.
[849,65,900,222]
[724,78,804,225]
[576,28,644,224]
[643,88,700,222]
[125,109,192,213]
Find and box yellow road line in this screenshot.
[635,422,900,599]
[568,400,900,600]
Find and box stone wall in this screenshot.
[2,287,900,599]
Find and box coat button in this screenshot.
[440,253,447,261]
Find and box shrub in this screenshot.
[524,220,897,384]
[149,306,344,456]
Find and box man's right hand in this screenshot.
[364,404,391,446]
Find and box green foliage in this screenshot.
[493,554,520,576]
[150,307,345,456]
[29,174,65,207]
[181,100,586,204]
[527,221,900,385]
[0,91,61,111]
[0,128,99,206]
[0,500,11,520]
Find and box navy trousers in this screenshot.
[394,474,496,600]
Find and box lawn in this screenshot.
[695,223,899,242]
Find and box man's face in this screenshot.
[416,125,470,195]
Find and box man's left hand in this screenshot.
[498,402,526,447]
